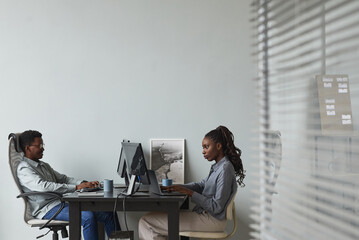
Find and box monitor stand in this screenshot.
[125,175,137,196]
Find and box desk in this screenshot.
[63,189,187,240]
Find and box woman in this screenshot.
[139,125,245,240]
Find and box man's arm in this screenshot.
[17,162,77,194]
[44,162,82,185]
[46,163,99,189]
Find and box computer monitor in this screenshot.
[117,144,130,187]
[117,141,150,195]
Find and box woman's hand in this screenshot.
[162,185,194,197]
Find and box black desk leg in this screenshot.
[180,198,189,240]
[98,222,105,240]
[168,203,180,240]
[69,202,81,240]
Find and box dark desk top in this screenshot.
[63,188,187,203]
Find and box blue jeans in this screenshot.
[43,203,120,240]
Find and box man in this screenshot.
[17,130,119,240]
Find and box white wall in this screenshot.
[0,1,256,239]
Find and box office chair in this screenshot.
[8,133,69,240]
[179,191,238,240]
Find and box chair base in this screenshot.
[34,225,68,240]
[49,225,68,240]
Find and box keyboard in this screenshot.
[80,187,102,193]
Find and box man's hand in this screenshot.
[162,185,194,197]
[76,181,99,190]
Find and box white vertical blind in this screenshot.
[250,0,359,239]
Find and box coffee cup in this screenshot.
[162,178,172,187]
[103,179,113,192]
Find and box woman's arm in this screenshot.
[182,178,206,193]
[165,185,195,196]
[192,164,235,216]
[162,177,207,196]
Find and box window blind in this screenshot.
[250,1,359,239]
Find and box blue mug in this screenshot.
[162,178,172,187]
[104,179,113,192]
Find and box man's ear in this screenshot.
[24,145,31,154]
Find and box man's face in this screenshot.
[25,137,44,161]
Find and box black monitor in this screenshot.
[117,144,130,187]
[117,141,150,195]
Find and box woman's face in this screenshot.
[202,137,222,162]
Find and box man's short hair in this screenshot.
[19,130,42,152]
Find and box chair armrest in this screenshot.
[17,191,66,230]
[17,191,63,199]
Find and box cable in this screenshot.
[112,177,141,239]
[123,195,129,232]
[113,205,117,232]
[122,195,132,239]
[113,188,127,232]
[134,178,142,194]
[115,188,134,239]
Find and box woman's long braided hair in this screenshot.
[205,125,245,187]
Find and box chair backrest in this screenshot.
[222,190,238,239]
[225,190,237,221]
[8,133,33,223]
